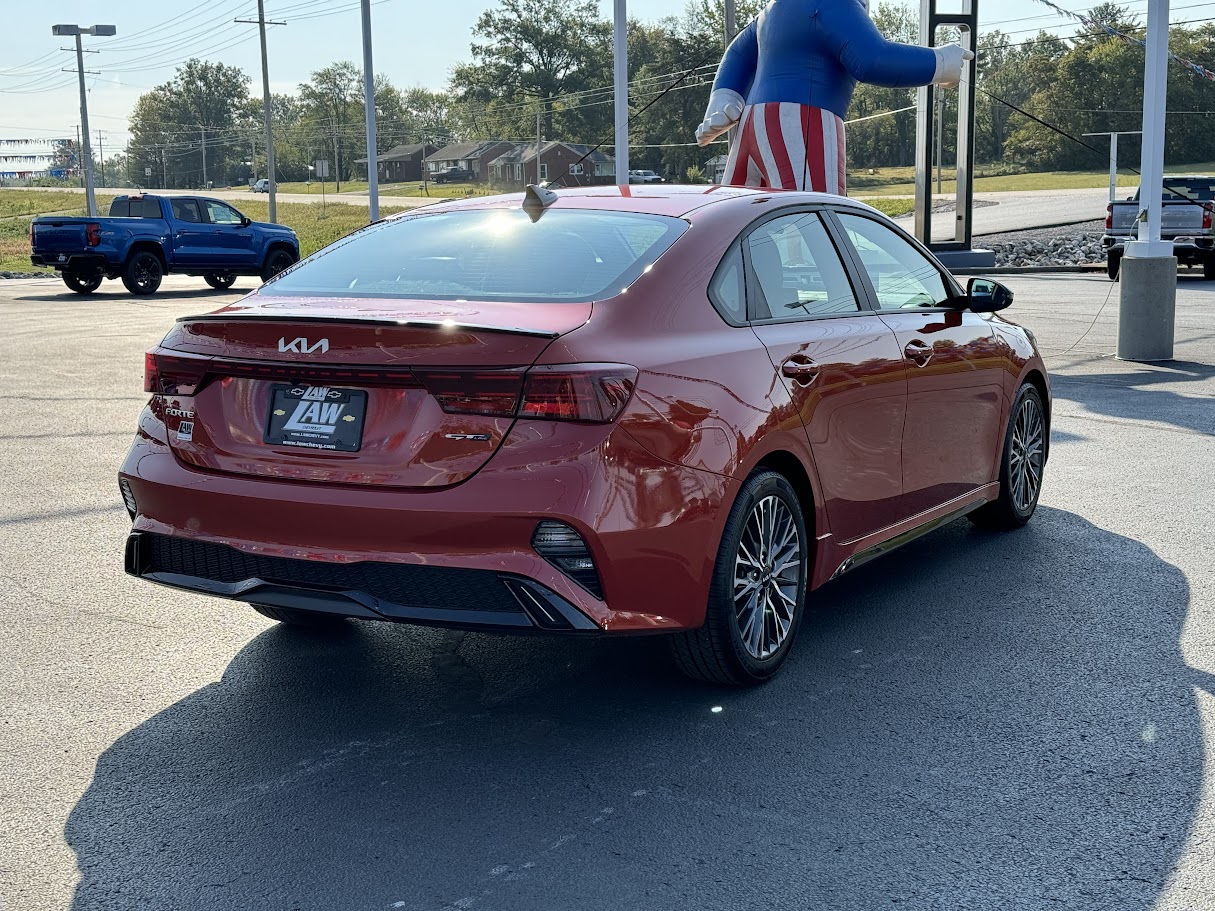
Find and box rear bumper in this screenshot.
[30,252,110,273]
[119,411,732,633]
[1102,236,1215,259]
[126,530,597,632]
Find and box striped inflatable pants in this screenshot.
[722,102,846,195]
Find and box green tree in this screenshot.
[298,61,363,190]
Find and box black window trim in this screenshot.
[824,207,967,314]
[740,205,872,325]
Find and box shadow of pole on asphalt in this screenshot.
[65,507,1204,911]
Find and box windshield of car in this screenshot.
[265,208,688,302]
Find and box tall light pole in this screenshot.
[53,24,115,218]
[360,0,380,221]
[613,0,629,185]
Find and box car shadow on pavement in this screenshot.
[65,507,1206,911]
[11,287,252,303]
[1051,360,1215,437]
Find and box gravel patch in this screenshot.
[977,219,1107,268]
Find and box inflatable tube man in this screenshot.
[696,0,973,194]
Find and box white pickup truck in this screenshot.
[1103,175,1215,279]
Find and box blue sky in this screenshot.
[0,0,1147,153]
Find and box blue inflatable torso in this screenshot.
[714,0,937,119]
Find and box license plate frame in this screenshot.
[264,384,368,453]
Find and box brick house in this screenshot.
[355,143,436,182]
[487,142,616,188]
[423,141,516,181]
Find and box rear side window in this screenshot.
[265,208,688,302]
[709,245,746,324]
[171,199,202,223]
[746,212,859,319]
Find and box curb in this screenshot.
[952,264,1106,275]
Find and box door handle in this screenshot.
[781,355,819,384]
[904,338,933,367]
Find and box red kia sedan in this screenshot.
[120,185,1049,685]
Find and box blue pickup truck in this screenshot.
[30,194,300,295]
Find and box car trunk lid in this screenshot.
[149,295,591,488]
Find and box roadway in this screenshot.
[0,270,1212,909]
[9,185,1116,233]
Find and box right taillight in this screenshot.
[86,222,100,246]
[1204,204,1212,230]
[418,364,637,424]
[1106,204,1113,230]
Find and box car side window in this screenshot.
[205,201,243,225]
[708,245,746,324]
[171,199,202,223]
[836,213,951,310]
[745,212,859,320]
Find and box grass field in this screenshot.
[846,164,1153,197]
[0,189,402,273]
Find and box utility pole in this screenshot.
[360,0,380,221]
[54,24,116,217]
[75,126,81,188]
[238,2,284,221]
[161,146,168,189]
[97,129,105,187]
[1083,130,1142,204]
[613,0,628,184]
[201,129,207,189]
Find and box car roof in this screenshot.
[395,184,881,219]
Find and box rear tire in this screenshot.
[1107,252,1121,281]
[261,247,296,281]
[670,470,809,686]
[969,383,1047,530]
[121,250,163,295]
[62,272,101,294]
[204,272,236,290]
[1204,257,1215,281]
[251,603,349,628]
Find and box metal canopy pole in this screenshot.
[1118,0,1175,361]
[915,0,989,267]
[360,0,379,222]
[1083,131,1141,204]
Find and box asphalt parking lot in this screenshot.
[1,272,1213,911]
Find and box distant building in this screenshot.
[424,141,516,181]
[704,155,729,185]
[355,143,436,182]
[488,141,615,188]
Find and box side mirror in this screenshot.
[241,216,252,227]
[967,277,1013,313]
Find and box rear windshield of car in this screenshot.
[1137,179,1215,201]
[264,208,688,302]
[107,197,163,218]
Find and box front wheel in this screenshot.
[204,272,236,290]
[121,250,163,295]
[62,272,101,294]
[260,247,296,281]
[970,383,1047,530]
[670,470,809,685]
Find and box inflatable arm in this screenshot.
[696,21,758,147]
[817,2,936,87]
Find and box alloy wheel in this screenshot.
[1008,395,1045,513]
[733,495,802,660]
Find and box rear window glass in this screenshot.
[265,208,688,302]
[108,197,163,218]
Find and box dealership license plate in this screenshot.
[264,385,367,452]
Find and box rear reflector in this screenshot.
[118,478,137,519]
[532,520,603,599]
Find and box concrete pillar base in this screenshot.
[1117,254,1176,361]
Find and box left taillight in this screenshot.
[417,364,637,424]
[86,222,100,246]
[144,350,209,396]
